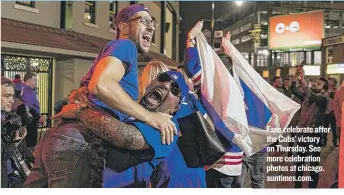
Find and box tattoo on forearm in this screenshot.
[78,108,149,150]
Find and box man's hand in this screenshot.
[12,129,25,143]
[188,21,203,40]
[51,104,78,119]
[221,31,231,56]
[21,127,27,138]
[145,112,177,145]
[68,87,89,105]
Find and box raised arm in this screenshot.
[184,21,203,86]
[290,69,308,102]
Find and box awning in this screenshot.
[1,17,180,69]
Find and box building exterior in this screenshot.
[322,34,344,83]
[217,1,344,82]
[1,1,180,128]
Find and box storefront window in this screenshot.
[314,51,321,65]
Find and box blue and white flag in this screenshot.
[196,33,301,156]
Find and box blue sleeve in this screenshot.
[130,119,179,164]
[102,40,137,71]
[184,47,202,84]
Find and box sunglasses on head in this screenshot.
[157,73,181,98]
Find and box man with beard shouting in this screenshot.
[24,71,189,187]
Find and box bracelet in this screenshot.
[186,38,196,45]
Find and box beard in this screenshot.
[311,88,321,94]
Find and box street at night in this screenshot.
[1,0,344,190]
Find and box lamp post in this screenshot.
[211,1,215,48]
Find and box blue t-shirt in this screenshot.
[153,93,207,188]
[81,39,138,121]
[103,118,180,188]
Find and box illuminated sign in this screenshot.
[323,35,344,47]
[268,10,324,51]
[289,65,320,76]
[303,65,320,76]
[327,64,344,74]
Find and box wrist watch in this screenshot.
[186,38,196,45]
[76,103,87,119]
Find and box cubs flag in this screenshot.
[196,33,252,156]
[196,33,301,155]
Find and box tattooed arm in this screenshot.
[77,107,150,150]
[57,87,150,150]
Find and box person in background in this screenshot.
[204,33,242,188]
[330,80,344,188]
[283,76,292,98]
[322,77,338,147]
[183,29,243,188]
[12,74,23,99]
[291,67,328,188]
[21,73,43,149]
[272,76,284,94]
[238,148,267,188]
[334,81,344,144]
[218,32,266,188]
[1,76,34,188]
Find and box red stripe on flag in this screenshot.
[217,161,242,165]
[223,155,243,159]
[192,74,201,83]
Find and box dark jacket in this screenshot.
[1,109,35,188]
[290,80,327,147]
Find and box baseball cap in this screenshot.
[114,4,149,30]
[163,71,189,104]
[319,77,329,87]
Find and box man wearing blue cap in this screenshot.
[24,71,189,187]
[80,4,177,145]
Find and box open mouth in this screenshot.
[145,88,164,108]
[142,33,152,46]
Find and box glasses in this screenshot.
[126,16,159,29]
[157,73,181,98]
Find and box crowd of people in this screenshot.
[1,4,343,188]
[271,69,343,188]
